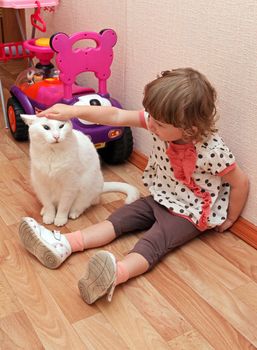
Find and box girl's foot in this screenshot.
[19,217,71,269]
[78,250,116,304]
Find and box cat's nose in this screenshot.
[53,135,60,142]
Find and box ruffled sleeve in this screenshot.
[197,136,236,176]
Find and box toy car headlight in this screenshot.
[74,94,112,125]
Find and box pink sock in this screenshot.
[65,231,84,252]
[115,261,129,286]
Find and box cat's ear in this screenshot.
[20,114,37,126]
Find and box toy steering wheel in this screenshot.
[23,38,54,66]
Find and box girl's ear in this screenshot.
[20,114,37,126]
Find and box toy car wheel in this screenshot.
[98,127,133,164]
[7,97,28,141]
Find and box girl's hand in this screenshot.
[37,104,76,121]
[214,218,234,233]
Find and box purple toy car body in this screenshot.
[7,29,133,164]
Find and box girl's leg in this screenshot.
[65,195,155,253]
[117,252,149,282]
[65,220,116,251]
[78,251,149,305]
[78,200,201,305]
[18,197,154,270]
[18,217,116,269]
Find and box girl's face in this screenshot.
[148,115,185,143]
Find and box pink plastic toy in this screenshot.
[0,0,58,8]
[0,41,33,62]
[5,29,134,164]
[51,30,117,99]
[23,38,55,65]
[0,0,58,129]
[30,0,47,32]
[0,1,56,62]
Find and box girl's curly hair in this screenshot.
[142,68,218,142]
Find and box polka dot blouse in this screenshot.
[140,111,236,230]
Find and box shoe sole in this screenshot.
[19,219,62,269]
[78,251,116,304]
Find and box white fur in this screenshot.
[21,115,140,226]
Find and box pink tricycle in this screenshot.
[6,29,133,164]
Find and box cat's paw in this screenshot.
[68,210,82,220]
[43,214,55,225]
[54,216,68,227]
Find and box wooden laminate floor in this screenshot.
[1,60,257,349]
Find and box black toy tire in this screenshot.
[98,127,133,164]
[7,97,28,141]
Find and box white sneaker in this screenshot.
[78,250,117,304]
[19,217,72,269]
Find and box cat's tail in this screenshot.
[103,182,140,204]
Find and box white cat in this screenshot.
[21,114,140,226]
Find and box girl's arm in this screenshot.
[37,103,143,128]
[215,164,249,232]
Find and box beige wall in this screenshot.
[27,0,257,225]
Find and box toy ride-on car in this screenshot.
[6,29,133,164]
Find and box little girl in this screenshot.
[19,68,249,304]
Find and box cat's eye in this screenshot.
[59,124,65,129]
[43,125,50,130]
